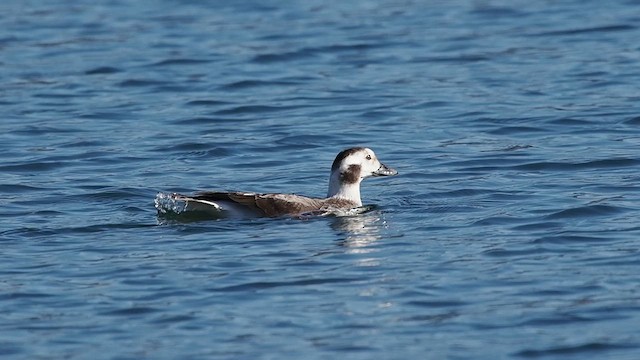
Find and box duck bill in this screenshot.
[373,163,398,177]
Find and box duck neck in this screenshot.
[327,172,362,206]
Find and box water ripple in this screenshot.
[513,158,640,171]
[84,66,121,75]
[546,204,626,219]
[214,104,308,115]
[150,58,212,67]
[209,277,358,292]
[531,24,636,37]
[515,342,638,358]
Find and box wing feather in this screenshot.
[175,191,359,217]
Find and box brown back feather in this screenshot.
[192,191,358,217]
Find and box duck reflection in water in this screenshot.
[330,207,387,252]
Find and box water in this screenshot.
[2,0,640,358]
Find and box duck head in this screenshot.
[327,147,397,206]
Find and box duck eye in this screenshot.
[366,155,372,160]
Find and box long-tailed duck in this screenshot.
[161,147,397,217]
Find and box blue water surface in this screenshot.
[1,0,640,359]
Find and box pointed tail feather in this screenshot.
[171,193,224,211]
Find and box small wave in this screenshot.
[101,307,160,316]
[209,277,357,292]
[533,235,609,244]
[214,104,303,115]
[75,187,147,202]
[531,24,636,37]
[151,143,231,158]
[252,50,314,63]
[84,66,121,75]
[251,42,384,64]
[416,54,492,63]
[0,184,46,193]
[482,247,556,258]
[547,118,594,126]
[117,79,169,87]
[184,100,231,107]
[220,79,296,90]
[0,161,65,172]
[515,342,637,358]
[513,158,640,171]
[488,126,546,135]
[150,58,211,67]
[546,204,626,219]
[624,116,640,125]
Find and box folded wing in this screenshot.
[181,191,328,217]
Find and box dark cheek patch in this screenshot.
[340,164,361,184]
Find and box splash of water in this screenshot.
[154,192,187,214]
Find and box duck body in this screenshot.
[173,191,360,218]
[161,147,397,218]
